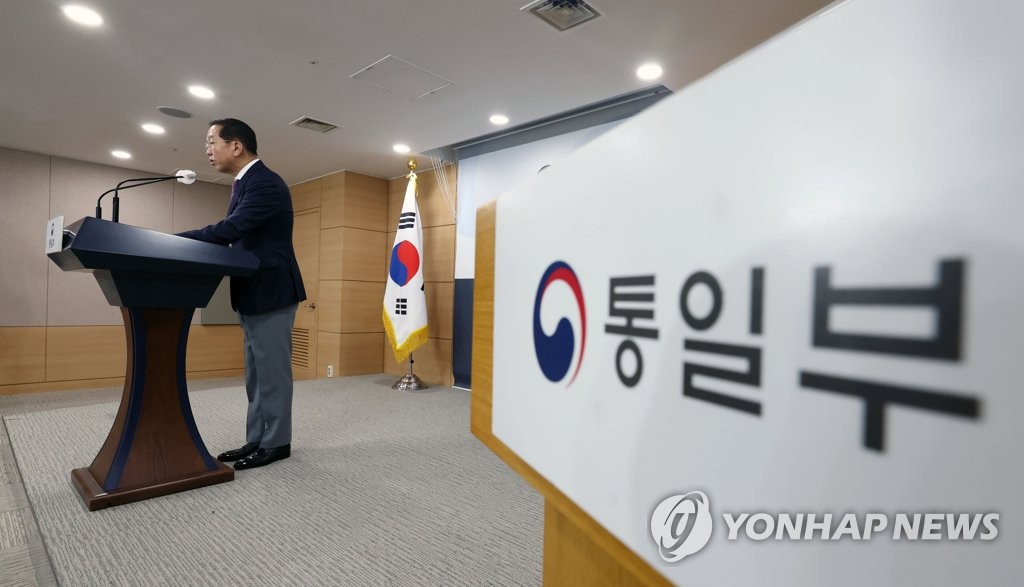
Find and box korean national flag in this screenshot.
[383,173,429,362]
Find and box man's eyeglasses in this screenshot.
[204,139,235,150]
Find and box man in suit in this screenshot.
[177,118,306,470]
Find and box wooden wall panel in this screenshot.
[0,327,46,385]
[318,280,343,333]
[316,331,340,379]
[290,177,322,212]
[319,228,344,281]
[323,171,388,231]
[423,225,456,283]
[345,172,388,231]
[321,172,346,229]
[416,164,458,228]
[185,325,243,372]
[321,224,389,281]
[387,177,404,231]
[339,333,383,376]
[2,378,125,395]
[0,324,246,395]
[385,230,395,277]
[383,337,452,386]
[342,228,386,282]
[340,281,385,333]
[45,326,126,381]
[426,281,454,340]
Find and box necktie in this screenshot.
[228,179,239,211]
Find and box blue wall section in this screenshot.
[452,279,474,388]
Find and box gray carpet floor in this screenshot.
[2,375,542,586]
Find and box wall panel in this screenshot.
[416,164,458,228]
[347,172,389,230]
[321,172,346,229]
[340,281,385,333]
[185,325,244,372]
[0,148,50,327]
[45,325,126,381]
[323,171,388,231]
[318,280,342,333]
[319,228,344,281]
[342,228,386,282]
[423,225,456,283]
[339,333,384,376]
[316,331,340,379]
[0,327,46,385]
[290,177,322,213]
[426,281,454,340]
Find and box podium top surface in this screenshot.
[48,216,258,277]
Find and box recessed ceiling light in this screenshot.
[489,114,510,126]
[157,106,193,119]
[61,5,103,27]
[392,144,411,154]
[141,123,165,135]
[188,85,215,99]
[636,63,663,81]
[111,150,131,159]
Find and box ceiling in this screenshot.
[0,0,831,185]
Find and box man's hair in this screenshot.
[210,118,258,155]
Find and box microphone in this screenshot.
[95,170,197,223]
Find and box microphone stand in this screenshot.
[95,175,190,223]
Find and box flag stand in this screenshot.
[392,354,428,390]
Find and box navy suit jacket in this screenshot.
[178,160,306,315]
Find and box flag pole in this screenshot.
[391,158,429,391]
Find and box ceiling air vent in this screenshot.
[289,116,339,134]
[522,0,601,32]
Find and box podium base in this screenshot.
[392,373,428,391]
[71,464,234,511]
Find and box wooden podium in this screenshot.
[48,217,258,510]
[470,203,669,586]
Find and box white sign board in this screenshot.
[490,0,1022,584]
[44,215,64,254]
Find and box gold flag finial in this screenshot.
[407,158,417,171]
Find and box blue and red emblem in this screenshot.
[533,261,586,385]
[389,241,420,286]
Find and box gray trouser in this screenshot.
[238,303,298,448]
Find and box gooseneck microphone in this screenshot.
[96,170,197,223]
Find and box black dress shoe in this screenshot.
[216,442,259,462]
[233,444,291,470]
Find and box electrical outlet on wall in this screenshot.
[327,365,334,378]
